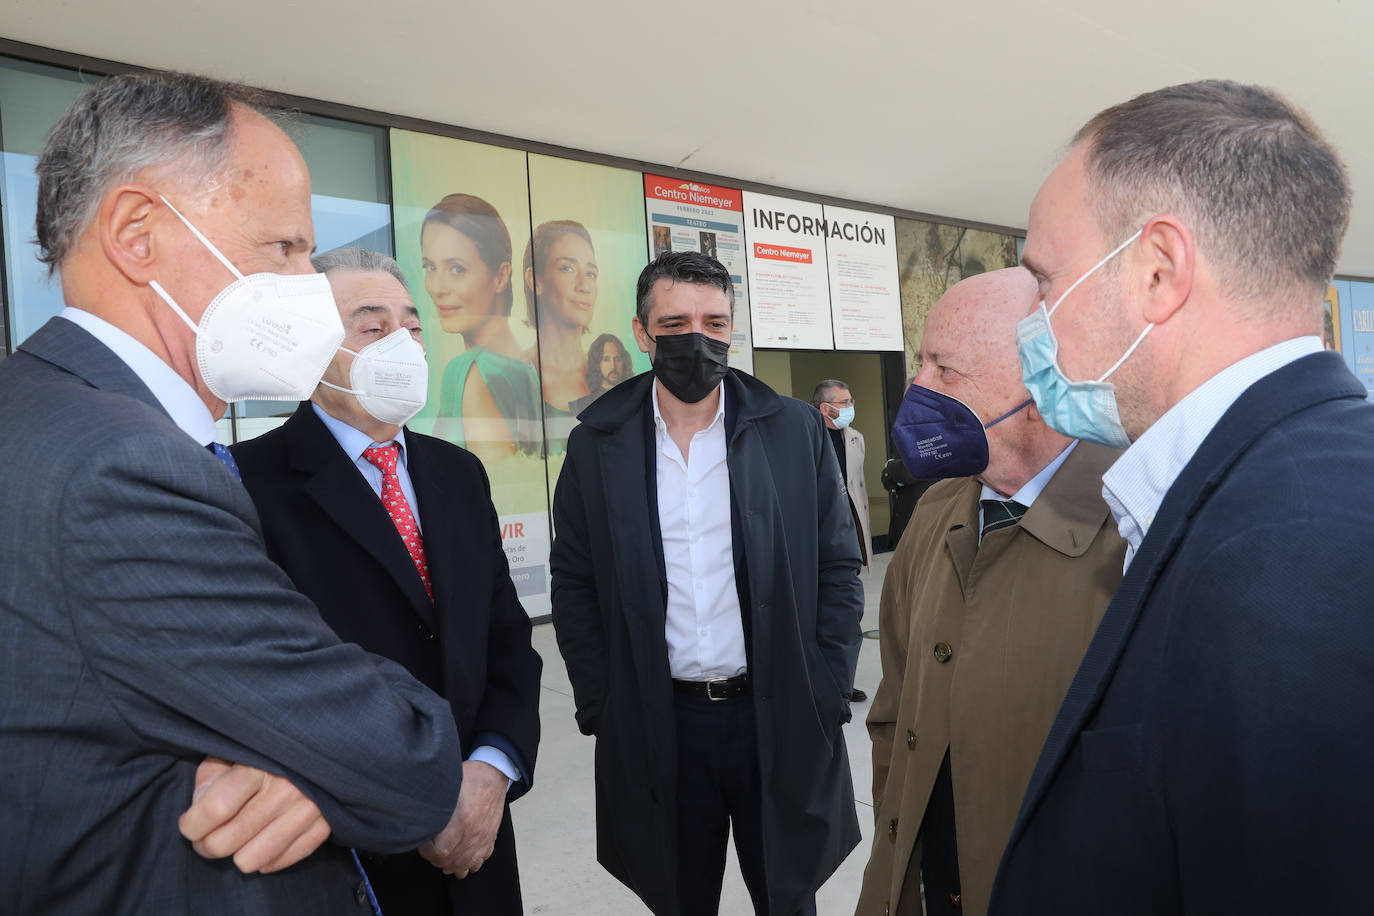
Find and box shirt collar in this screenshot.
[1102,335,1323,564]
[651,379,727,434]
[311,402,409,466]
[979,440,1077,509]
[60,306,218,446]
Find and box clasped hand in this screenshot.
[178,756,332,873]
[418,759,508,879]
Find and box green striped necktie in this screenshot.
[980,498,1028,539]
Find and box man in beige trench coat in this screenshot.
[856,267,1126,916]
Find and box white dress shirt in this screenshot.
[978,440,1077,539]
[312,403,518,784]
[1102,336,1323,570]
[60,307,217,445]
[654,382,748,681]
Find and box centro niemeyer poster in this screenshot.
[389,129,552,617]
[742,191,834,349]
[644,174,754,373]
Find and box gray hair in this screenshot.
[311,247,409,291]
[1073,80,1350,302]
[35,71,271,274]
[811,379,850,408]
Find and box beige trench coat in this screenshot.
[857,442,1126,916]
[843,426,872,567]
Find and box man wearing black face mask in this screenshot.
[550,251,864,916]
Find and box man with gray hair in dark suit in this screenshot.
[0,71,464,914]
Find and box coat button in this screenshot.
[933,642,953,663]
[888,817,898,842]
[906,728,917,751]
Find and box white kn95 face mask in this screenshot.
[319,328,429,426]
[148,195,345,403]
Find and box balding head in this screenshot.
[922,268,1038,388]
[913,267,1071,496]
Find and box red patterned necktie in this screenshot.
[363,443,433,601]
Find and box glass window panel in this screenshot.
[0,56,92,353]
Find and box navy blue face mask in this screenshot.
[890,384,1031,479]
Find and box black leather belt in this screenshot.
[672,674,750,701]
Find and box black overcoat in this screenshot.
[550,370,864,916]
[232,402,542,915]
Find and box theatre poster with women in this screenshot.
[389,129,553,615]
[526,153,652,505]
[643,174,754,373]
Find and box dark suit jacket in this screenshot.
[232,401,541,915]
[0,317,462,915]
[990,351,1374,914]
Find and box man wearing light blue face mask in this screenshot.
[813,379,872,571]
[992,81,1372,916]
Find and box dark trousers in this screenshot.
[673,692,817,916]
[364,803,523,916]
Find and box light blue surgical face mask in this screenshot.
[832,405,856,429]
[1015,229,1148,449]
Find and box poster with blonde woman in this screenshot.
[390,130,553,616]
[526,154,651,470]
[523,219,597,446]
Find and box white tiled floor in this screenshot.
[513,551,891,915]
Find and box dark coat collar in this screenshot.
[20,316,166,417]
[576,369,784,440]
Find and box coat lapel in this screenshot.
[407,432,473,626]
[942,480,980,599]
[285,404,437,630]
[1017,441,1119,558]
[598,401,671,694]
[1007,352,1365,847]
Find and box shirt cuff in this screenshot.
[468,744,518,790]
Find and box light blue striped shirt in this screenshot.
[1102,336,1323,570]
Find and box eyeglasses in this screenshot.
[824,398,855,408]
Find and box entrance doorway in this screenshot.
[751,349,907,553]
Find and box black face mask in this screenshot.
[648,331,730,403]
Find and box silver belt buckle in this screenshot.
[705,678,730,701]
